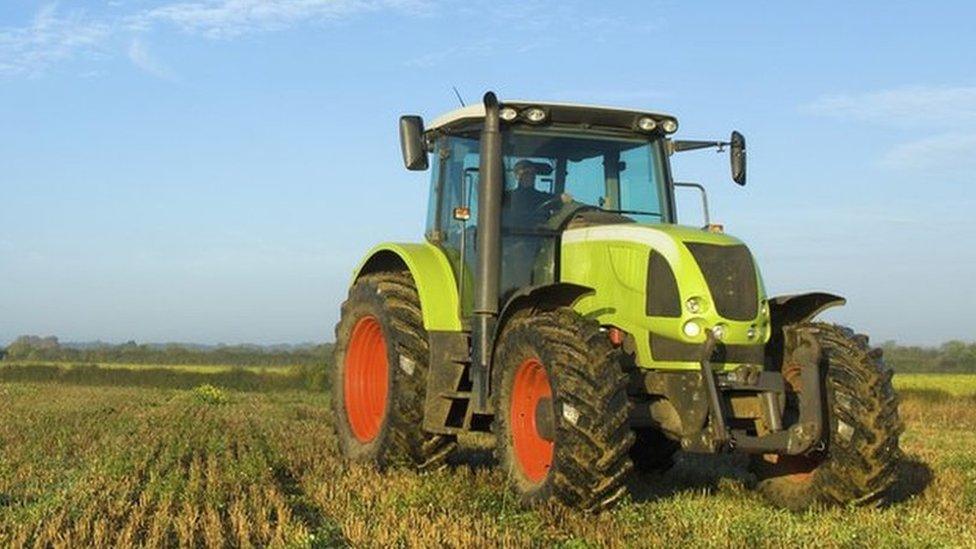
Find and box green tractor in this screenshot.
[332,92,902,511]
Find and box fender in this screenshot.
[487,282,595,387]
[494,282,596,340]
[768,292,846,332]
[353,243,462,331]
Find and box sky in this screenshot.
[1,1,974,346]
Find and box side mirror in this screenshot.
[730,131,746,186]
[399,115,429,171]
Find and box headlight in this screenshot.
[523,107,547,123]
[499,107,518,121]
[637,116,657,131]
[661,119,678,133]
[682,320,702,338]
[711,323,727,340]
[746,325,758,340]
[685,296,708,314]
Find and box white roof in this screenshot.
[427,100,675,132]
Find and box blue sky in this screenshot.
[1,1,974,346]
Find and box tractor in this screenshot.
[332,92,902,511]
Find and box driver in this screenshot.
[502,159,556,229]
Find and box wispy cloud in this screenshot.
[2,0,429,77]
[403,1,661,69]
[404,39,498,68]
[0,4,110,77]
[879,132,976,173]
[138,0,430,39]
[804,85,976,175]
[128,38,178,81]
[803,85,976,128]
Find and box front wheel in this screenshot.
[752,323,902,510]
[493,308,634,512]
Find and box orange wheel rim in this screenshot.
[510,357,554,483]
[343,316,389,443]
[766,454,819,484]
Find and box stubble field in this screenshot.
[1,364,974,547]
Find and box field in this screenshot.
[1,364,975,547]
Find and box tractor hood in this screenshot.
[560,223,770,370]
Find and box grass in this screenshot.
[1,360,294,374]
[1,367,974,547]
[894,373,976,397]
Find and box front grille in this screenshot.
[685,243,758,321]
[650,333,764,364]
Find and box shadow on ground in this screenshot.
[627,452,753,503]
[883,456,934,505]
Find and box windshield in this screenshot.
[501,129,670,225]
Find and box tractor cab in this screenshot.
[406,100,740,316]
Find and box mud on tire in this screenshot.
[332,271,456,470]
[493,307,634,512]
[752,323,903,511]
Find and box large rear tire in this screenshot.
[752,323,902,510]
[493,308,634,512]
[332,271,456,470]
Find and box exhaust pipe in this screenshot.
[471,91,503,411]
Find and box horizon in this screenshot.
[3,1,975,346]
[1,333,968,350]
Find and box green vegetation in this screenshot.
[1,335,332,368]
[6,334,975,374]
[895,373,976,398]
[0,363,312,392]
[882,340,976,373]
[1,365,973,546]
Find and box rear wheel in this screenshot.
[493,308,634,512]
[752,323,902,510]
[332,271,456,469]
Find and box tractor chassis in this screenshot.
[629,331,825,456]
[421,329,826,459]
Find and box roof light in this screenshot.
[523,107,547,123]
[661,119,678,133]
[499,107,518,121]
[637,116,657,131]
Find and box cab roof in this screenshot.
[427,100,678,134]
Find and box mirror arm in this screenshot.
[672,140,729,153]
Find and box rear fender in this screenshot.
[353,243,462,331]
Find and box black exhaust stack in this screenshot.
[471,91,503,412]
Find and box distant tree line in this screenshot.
[881,340,976,373]
[3,335,975,373]
[1,335,332,368]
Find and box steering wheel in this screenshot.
[532,194,568,217]
[542,198,601,231]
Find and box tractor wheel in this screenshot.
[630,427,680,473]
[493,307,634,512]
[332,271,456,470]
[751,323,902,511]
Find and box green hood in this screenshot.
[561,223,769,370]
